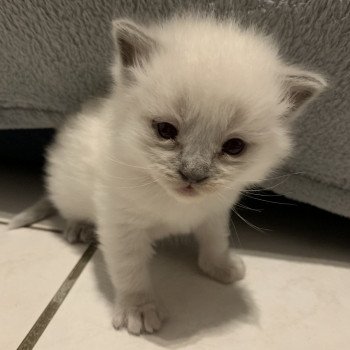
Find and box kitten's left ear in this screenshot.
[112,19,157,68]
[282,67,327,119]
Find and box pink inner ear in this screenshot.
[282,69,327,117]
[118,37,138,67]
[114,20,157,69]
[289,88,313,111]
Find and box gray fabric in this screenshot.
[264,171,350,218]
[0,0,349,217]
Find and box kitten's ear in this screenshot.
[112,19,157,68]
[282,67,327,119]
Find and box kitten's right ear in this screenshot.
[112,19,157,68]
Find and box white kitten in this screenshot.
[10,15,326,334]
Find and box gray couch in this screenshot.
[1,0,349,217]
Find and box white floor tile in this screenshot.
[0,224,86,350]
[35,245,350,350]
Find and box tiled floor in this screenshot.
[1,165,350,350]
[0,225,87,350]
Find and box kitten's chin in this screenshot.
[171,187,203,202]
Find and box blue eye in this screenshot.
[155,122,178,140]
[222,138,246,156]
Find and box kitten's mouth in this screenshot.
[176,184,198,196]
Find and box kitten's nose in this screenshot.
[178,170,209,184]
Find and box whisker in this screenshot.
[221,171,302,194]
[215,192,267,234]
[235,202,262,212]
[231,208,267,233]
[242,192,295,206]
[229,217,242,249]
[105,171,169,182]
[261,171,304,182]
[221,184,279,199]
[113,178,161,190]
[215,192,243,248]
[244,190,283,197]
[105,174,151,181]
[220,184,242,191]
[260,174,299,192]
[106,154,152,170]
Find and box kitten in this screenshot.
[9,15,326,334]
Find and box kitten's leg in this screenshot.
[64,222,96,244]
[194,213,245,284]
[99,223,164,335]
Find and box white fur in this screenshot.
[43,16,326,334]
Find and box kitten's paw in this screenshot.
[63,222,96,244]
[199,254,246,284]
[113,300,165,335]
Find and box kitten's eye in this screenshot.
[222,138,246,156]
[155,122,178,140]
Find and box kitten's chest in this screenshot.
[140,194,213,234]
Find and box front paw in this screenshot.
[199,254,246,284]
[113,299,165,335]
[63,222,96,244]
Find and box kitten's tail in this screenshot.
[8,197,57,230]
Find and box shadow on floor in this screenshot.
[92,244,258,348]
[232,191,350,265]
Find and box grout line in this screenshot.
[17,244,97,350]
[0,220,63,234]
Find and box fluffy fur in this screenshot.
[10,16,326,334]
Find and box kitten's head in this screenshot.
[110,17,326,201]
